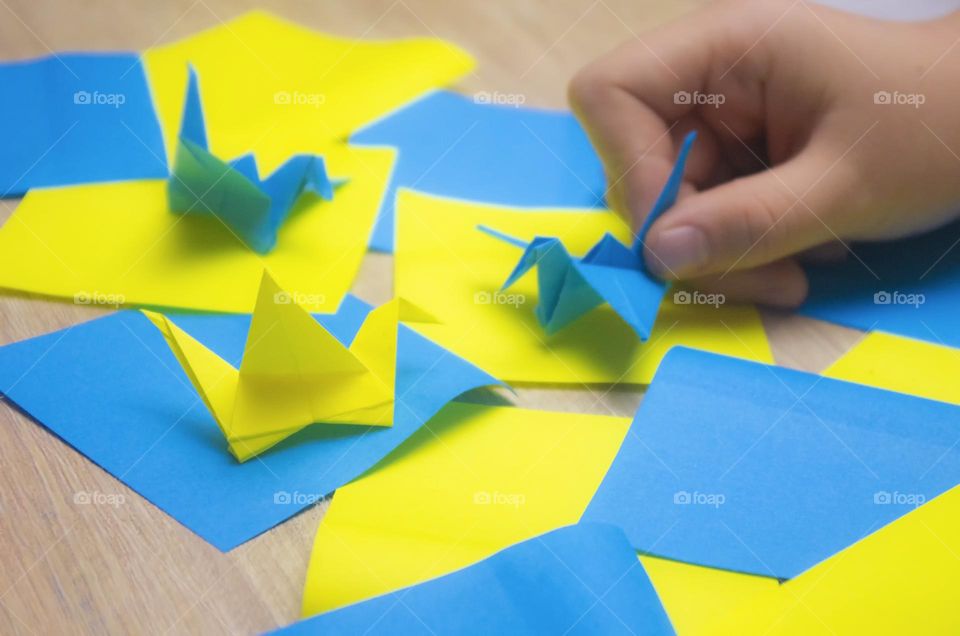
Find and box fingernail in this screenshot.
[646,226,709,278]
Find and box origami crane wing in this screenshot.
[577,234,669,340]
[167,65,334,254]
[479,131,696,340]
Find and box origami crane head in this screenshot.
[167,65,335,254]
[478,131,695,340]
[142,271,440,462]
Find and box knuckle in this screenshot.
[567,62,617,113]
[567,67,600,111]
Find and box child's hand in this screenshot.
[569,0,960,307]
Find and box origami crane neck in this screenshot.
[632,130,696,258]
[143,271,439,462]
[180,64,208,150]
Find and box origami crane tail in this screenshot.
[476,225,529,249]
[348,297,440,402]
[476,225,552,291]
[140,310,239,439]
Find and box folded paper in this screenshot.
[302,402,631,615]
[0,296,497,550]
[143,11,475,174]
[712,482,960,634]
[144,271,440,461]
[583,346,960,579]
[479,132,694,340]
[800,219,960,348]
[0,143,392,312]
[0,52,167,196]
[351,90,606,251]
[701,330,960,634]
[282,524,674,635]
[395,188,772,384]
[168,67,334,254]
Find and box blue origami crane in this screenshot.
[167,66,334,254]
[479,131,695,340]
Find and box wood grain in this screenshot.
[0,1,863,633]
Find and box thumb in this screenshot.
[643,147,853,279]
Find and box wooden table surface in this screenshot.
[0,0,864,633]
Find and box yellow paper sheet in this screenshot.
[698,331,960,634]
[143,11,475,171]
[395,189,774,384]
[639,557,780,636]
[711,482,960,635]
[824,331,960,404]
[301,402,631,616]
[0,144,393,313]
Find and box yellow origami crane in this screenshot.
[142,271,438,461]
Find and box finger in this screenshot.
[568,1,774,215]
[682,258,809,308]
[798,241,849,264]
[643,144,854,279]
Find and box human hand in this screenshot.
[569,0,960,307]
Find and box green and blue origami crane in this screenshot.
[168,66,334,254]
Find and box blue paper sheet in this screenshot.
[274,523,675,635]
[800,219,960,347]
[478,132,695,340]
[168,66,334,254]
[0,296,497,551]
[583,346,960,580]
[351,90,607,252]
[0,53,167,196]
